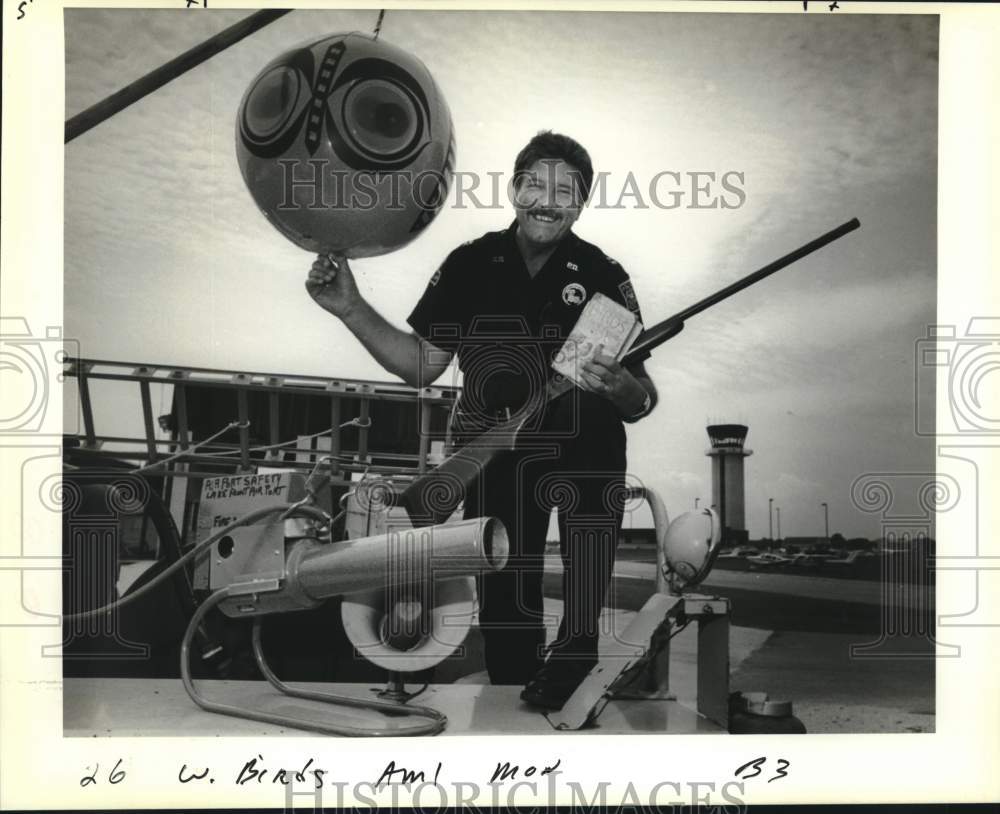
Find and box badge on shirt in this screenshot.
[562,282,587,306]
[619,280,640,313]
[429,267,443,286]
[566,261,579,272]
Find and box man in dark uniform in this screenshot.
[307,132,657,709]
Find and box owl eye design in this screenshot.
[243,66,301,141]
[239,45,335,159]
[239,45,433,171]
[341,78,422,160]
[326,57,432,170]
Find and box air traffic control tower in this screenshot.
[706,423,753,546]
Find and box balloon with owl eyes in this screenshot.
[236,33,455,259]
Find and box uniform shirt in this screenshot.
[407,221,648,435]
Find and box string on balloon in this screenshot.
[373,9,386,40]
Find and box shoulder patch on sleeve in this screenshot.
[619,280,640,313]
[429,267,443,286]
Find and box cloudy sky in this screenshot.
[63,9,938,539]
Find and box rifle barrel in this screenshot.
[675,217,860,323]
[628,217,860,359]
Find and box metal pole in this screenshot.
[718,453,727,546]
[65,10,292,142]
[768,497,774,540]
[138,378,158,464]
[776,507,781,541]
[417,395,432,474]
[821,502,829,542]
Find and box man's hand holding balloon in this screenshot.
[306,255,362,319]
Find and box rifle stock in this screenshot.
[402,217,860,525]
[402,421,521,526]
[402,380,569,525]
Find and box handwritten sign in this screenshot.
[201,473,288,501]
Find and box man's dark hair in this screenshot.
[513,131,594,203]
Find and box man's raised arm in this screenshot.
[305,254,452,389]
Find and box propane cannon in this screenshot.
[182,471,508,736]
[211,515,506,616]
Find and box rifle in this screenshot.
[401,217,860,525]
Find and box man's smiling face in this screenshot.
[512,159,584,249]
